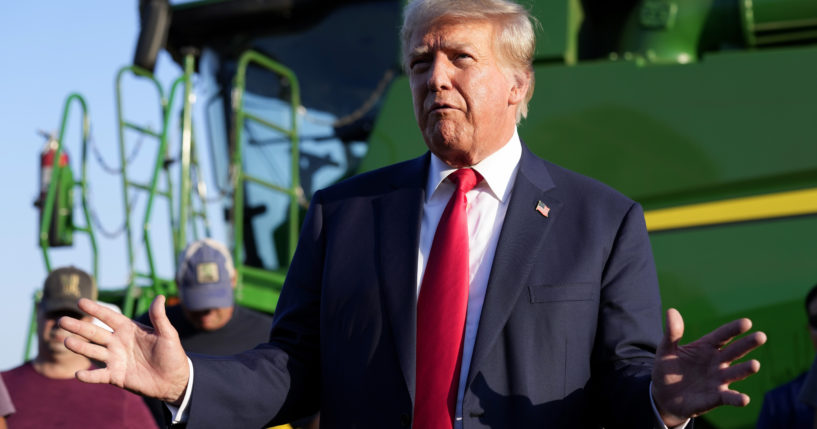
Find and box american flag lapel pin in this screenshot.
[535,200,550,218]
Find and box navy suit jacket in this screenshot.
[187,145,664,428]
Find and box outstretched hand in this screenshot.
[58,295,190,404]
[652,308,767,427]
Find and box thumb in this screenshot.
[659,308,685,353]
[148,295,175,337]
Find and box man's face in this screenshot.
[183,306,234,331]
[407,18,526,168]
[38,308,89,357]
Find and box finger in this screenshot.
[698,318,753,348]
[149,295,177,338]
[658,308,684,355]
[719,389,751,407]
[77,298,131,331]
[719,331,767,363]
[64,336,110,362]
[720,359,761,384]
[59,315,113,345]
[75,368,112,385]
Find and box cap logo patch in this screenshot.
[61,274,81,297]
[196,262,220,284]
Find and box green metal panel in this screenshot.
[525,0,582,63]
[360,77,424,173]
[236,265,286,313]
[524,45,817,209]
[618,0,742,64]
[742,0,817,46]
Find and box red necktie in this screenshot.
[415,168,480,428]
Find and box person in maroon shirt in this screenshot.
[1,266,157,429]
[0,375,13,428]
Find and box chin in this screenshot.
[427,136,469,163]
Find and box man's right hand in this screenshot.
[59,295,190,405]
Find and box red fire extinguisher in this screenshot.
[36,132,69,206]
[35,131,74,247]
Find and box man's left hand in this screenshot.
[651,308,767,427]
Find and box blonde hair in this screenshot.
[401,0,537,121]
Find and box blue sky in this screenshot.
[0,1,207,370]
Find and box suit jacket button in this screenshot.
[400,413,411,427]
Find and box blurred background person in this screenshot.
[1,266,157,429]
[136,239,302,427]
[0,376,13,428]
[757,284,817,428]
[136,238,273,354]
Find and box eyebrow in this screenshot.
[408,45,430,60]
[408,41,475,60]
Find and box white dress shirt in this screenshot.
[417,130,522,427]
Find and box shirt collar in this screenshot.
[426,128,522,203]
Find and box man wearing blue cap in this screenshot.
[135,239,279,426]
[137,239,272,356]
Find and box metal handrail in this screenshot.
[230,50,302,299]
[32,94,97,362]
[115,65,170,317]
[39,93,98,279]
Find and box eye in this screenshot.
[409,58,430,72]
[454,52,473,61]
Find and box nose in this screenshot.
[426,55,452,92]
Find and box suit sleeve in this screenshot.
[185,191,327,428]
[592,202,664,428]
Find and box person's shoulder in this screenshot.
[523,150,637,216]
[235,305,273,323]
[766,371,808,400]
[315,154,427,203]
[1,362,33,378]
[1,362,36,388]
[547,159,632,203]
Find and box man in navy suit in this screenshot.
[60,0,766,427]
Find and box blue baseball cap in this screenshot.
[176,239,235,311]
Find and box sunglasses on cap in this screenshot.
[44,310,84,320]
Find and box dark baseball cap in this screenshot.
[41,266,98,313]
[176,239,235,311]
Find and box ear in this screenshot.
[508,70,531,106]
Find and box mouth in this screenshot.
[50,331,68,342]
[428,101,456,113]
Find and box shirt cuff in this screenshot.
[650,381,691,429]
[167,357,194,424]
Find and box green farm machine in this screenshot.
[32,0,817,427]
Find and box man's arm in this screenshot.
[591,202,765,427]
[592,202,664,428]
[182,192,326,428]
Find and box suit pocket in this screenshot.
[528,283,597,303]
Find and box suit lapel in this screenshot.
[376,154,429,402]
[467,146,562,385]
